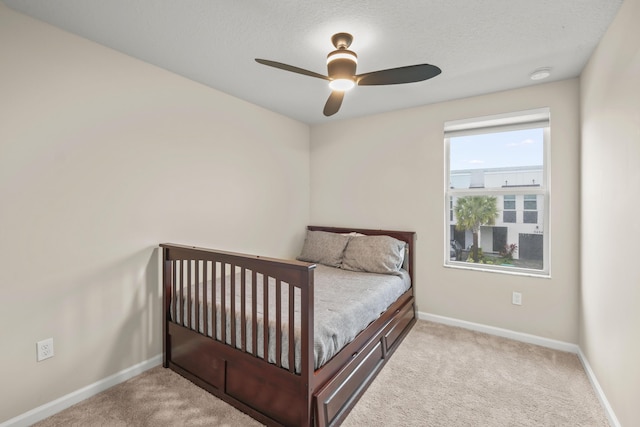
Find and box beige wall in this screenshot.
[310,79,581,343]
[0,4,309,423]
[580,0,640,425]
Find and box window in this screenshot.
[524,194,537,210]
[503,195,516,223]
[445,108,550,276]
[503,210,517,223]
[523,195,538,224]
[523,211,538,224]
[504,195,516,210]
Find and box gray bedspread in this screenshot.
[174,264,410,373]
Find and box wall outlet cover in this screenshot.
[512,292,522,305]
[37,338,54,361]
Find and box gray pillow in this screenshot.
[297,230,351,267]
[342,235,406,274]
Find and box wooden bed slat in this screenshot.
[180,260,185,326]
[241,267,247,352]
[262,273,268,363]
[275,279,282,368]
[195,260,200,333]
[187,260,192,329]
[251,269,258,357]
[230,264,236,348]
[172,260,178,326]
[203,261,209,337]
[212,261,217,340]
[288,282,295,373]
[221,262,227,344]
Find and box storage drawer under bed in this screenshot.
[313,297,415,426]
[383,298,415,354]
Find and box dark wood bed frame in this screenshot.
[161,226,416,426]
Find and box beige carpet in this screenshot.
[33,321,610,426]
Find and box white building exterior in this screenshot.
[450,166,544,263]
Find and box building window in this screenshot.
[504,195,516,210]
[523,195,538,223]
[503,195,516,223]
[523,211,538,223]
[503,210,517,223]
[524,194,537,210]
[445,108,550,276]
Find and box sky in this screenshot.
[449,128,544,171]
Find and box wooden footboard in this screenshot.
[161,244,316,426]
[161,226,416,427]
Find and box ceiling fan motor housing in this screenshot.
[327,49,357,81]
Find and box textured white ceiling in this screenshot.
[3,0,623,124]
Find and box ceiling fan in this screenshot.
[255,32,441,117]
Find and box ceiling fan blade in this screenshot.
[255,59,329,81]
[356,64,441,86]
[323,91,345,116]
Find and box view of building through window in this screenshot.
[445,109,549,275]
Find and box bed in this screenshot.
[161,225,416,426]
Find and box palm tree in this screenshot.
[453,196,499,262]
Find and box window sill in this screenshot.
[444,261,550,279]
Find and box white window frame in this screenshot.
[444,108,550,277]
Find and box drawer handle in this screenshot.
[351,352,358,359]
[395,309,401,314]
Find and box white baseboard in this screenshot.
[577,348,622,427]
[418,311,620,427]
[418,311,579,353]
[1,354,162,427]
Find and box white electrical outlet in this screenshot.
[37,338,54,361]
[512,292,522,306]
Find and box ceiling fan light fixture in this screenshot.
[327,49,357,91]
[329,78,355,91]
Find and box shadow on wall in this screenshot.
[54,246,162,380]
[111,247,162,371]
